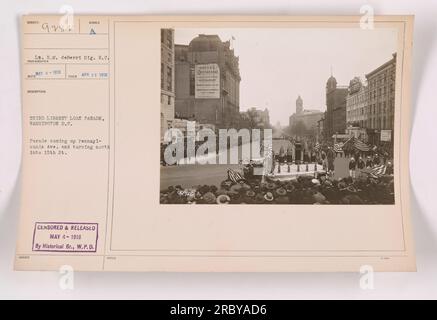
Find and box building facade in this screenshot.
[161,29,175,141]
[289,96,324,135]
[346,77,368,128]
[325,76,348,138]
[174,34,241,129]
[343,53,397,143]
[365,53,396,131]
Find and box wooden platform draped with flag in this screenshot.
[351,137,372,152]
[360,164,387,178]
[335,136,373,153]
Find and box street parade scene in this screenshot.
[160,28,397,205]
[160,134,395,205]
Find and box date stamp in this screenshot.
[32,222,98,253]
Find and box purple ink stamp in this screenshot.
[32,222,98,253]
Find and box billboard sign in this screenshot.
[380,129,392,142]
[195,63,220,99]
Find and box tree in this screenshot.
[238,109,268,130]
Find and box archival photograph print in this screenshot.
[160,27,397,205]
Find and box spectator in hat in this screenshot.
[286,147,293,163]
[320,150,327,168]
[279,146,285,164]
[327,147,335,176]
[357,156,365,178]
[366,156,373,168]
[357,156,365,169]
[349,157,357,178]
[353,151,360,164]
[310,150,316,162]
[373,153,380,166]
[386,161,394,175]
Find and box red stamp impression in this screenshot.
[32,222,98,253]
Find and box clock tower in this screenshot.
[296,95,303,114]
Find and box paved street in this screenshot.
[162,142,251,189]
[161,154,350,190]
[161,163,242,190]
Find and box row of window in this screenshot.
[161,49,172,64]
[347,108,365,118]
[369,84,395,100]
[161,94,173,106]
[369,100,394,115]
[160,63,173,91]
[368,69,395,90]
[347,91,367,105]
[160,29,173,48]
[351,117,393,130]
[367,115,394,130]
[348,100,394,117]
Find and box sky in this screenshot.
[175,27,398,126]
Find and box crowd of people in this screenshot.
[160,133,395,204]
[271,142,394,180]
[318,148,394,178]
[160,171,395,205]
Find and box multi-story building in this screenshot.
[289,96,324,136]
[365,53,396,131]
[325,76,348,138]
[160,29,175,141]
[174,34,241,129]
[343,54,397,143]
[346,77,368,128]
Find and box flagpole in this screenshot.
[343,135,353,146]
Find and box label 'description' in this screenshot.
[32,222,98,253]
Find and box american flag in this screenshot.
[362,164,387,178]
[333,142,343,153]
[353,138,372,152]
[314,142,321,151]
[227,168,244,183]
